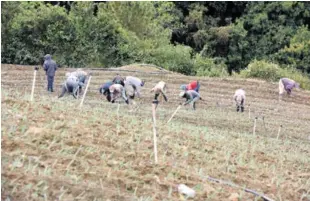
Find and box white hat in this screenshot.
[179,91,186,97]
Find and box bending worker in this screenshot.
[179,90,201,110]
[124,76,145,99]
[99,81,113,102]
[65,69,89,94]
[58,74,83,99]
[151,81,168,102]
[109,84,129,104]
[279,78,300,100]
[180,80,200,92]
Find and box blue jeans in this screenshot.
[47,76,54,91]
[194,82,200,93]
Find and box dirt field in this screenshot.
[2,64,310,201]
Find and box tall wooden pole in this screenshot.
[79,76,92,109]
[30,68,38,102]
[152,103,158,164]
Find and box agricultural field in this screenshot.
[1,64,310,201]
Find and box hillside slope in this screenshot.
[2,64,310,201]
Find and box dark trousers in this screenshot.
[47,76,54,92]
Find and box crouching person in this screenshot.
[109,84,129,104]
[233,89,246,112]
[70,69,89,93]
[151,81,168,103]
[99,81,113,102]
[58,74,83,99]
[124,76,145,99]
[179,90,201,110]
[279,78,300,100]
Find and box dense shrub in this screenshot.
[193,54,228,77]
[239,60,310,89]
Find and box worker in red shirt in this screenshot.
[180,80,200,92]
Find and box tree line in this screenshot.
[1,1,310,86]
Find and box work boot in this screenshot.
[241,106,244,113]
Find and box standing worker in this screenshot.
[109,84,129,104]
[180,80,200,92]
[43,54,57,92]
[233,89,246,112]
[124,76,145,99]
[151,81,168,102]
[279,78,300,100]
[179,90,201,110]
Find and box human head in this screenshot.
[44,54,51,60]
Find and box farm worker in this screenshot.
[58,74,83,99]
[279,78,300,98]
[180,80,200,92]
[124,76,145,99]
[151,81,168,102]
[109,84,129,104]
[112,74,125,86]
[179,90,201,110]
[70,69,89,84]
[43,54,57,92]
[233,89,246,112]
[99,81,113,102]
[69,69,89,93]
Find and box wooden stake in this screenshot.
[117,103,120,135]
[253,117,258,136]
[277,125,282,140]
[79,76,92,109]
[248,104,251,119]
[152,103,158,164]
[30,69,37,102]
[167,105,181,124]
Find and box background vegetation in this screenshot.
[2,1,310,87]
